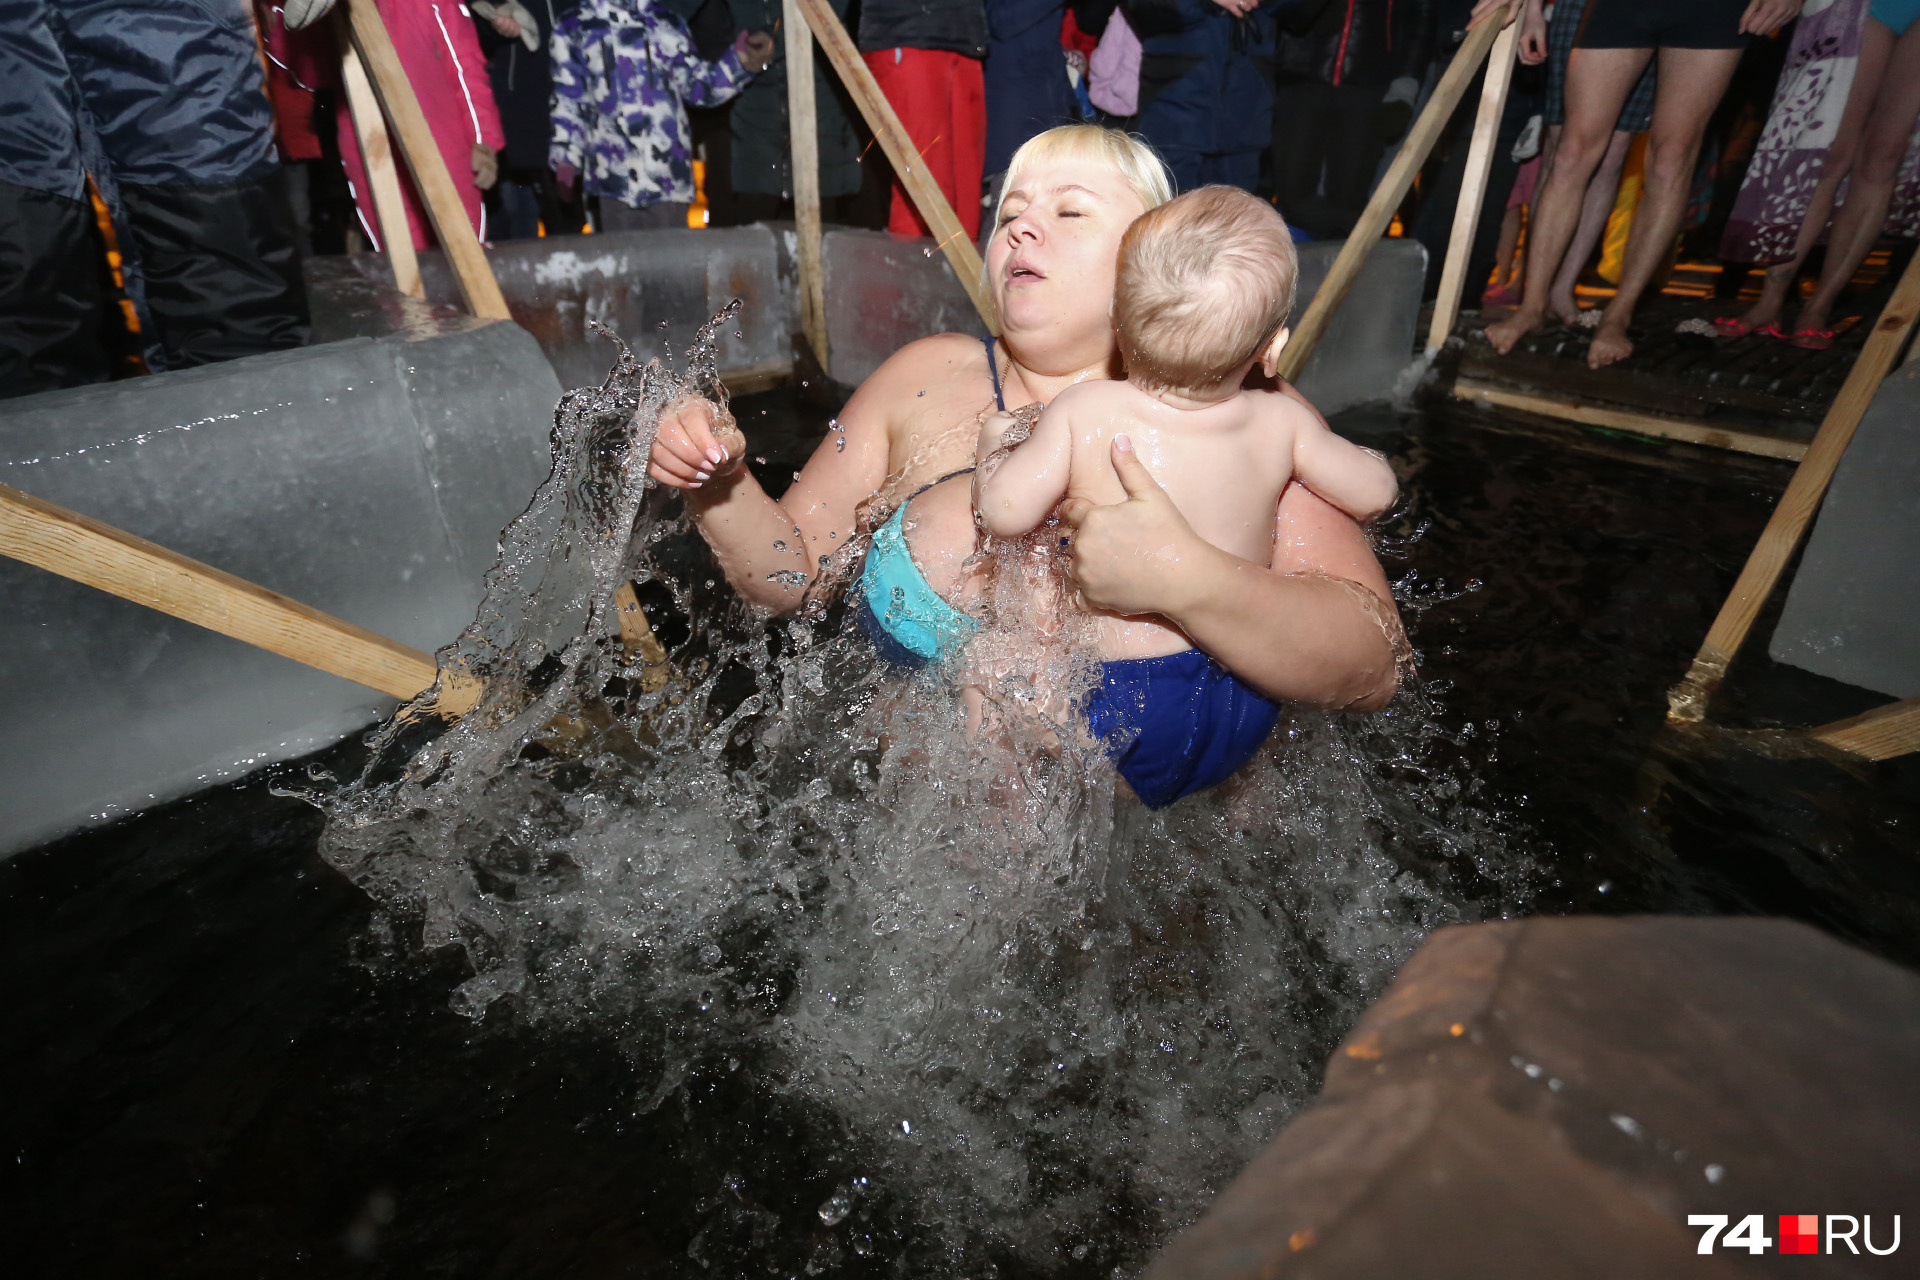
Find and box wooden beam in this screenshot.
[0,482,478,715]
[1452,378,1809,461]
[1809,697,1920,762]
[791,0,998,334]
[340,0,512,321]
[784,0,828,366]
[1426,19,1519,353]
[339,40,422,297]
[1278,7,1505,381]
[1666,244,1920,723]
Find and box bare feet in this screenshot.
[1588,321,1633,369]
[1548,290,1583,326]
[1484,307,1546,355]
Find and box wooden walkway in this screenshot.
[1431,252,1912,461]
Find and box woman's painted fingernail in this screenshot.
[1115,433,1133,452]
[695,470,710,482]
[705,447,723,465]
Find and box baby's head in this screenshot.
[1113,185,1297,397]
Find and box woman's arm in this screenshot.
[1059,436,1402,710]
[645,336,955,612]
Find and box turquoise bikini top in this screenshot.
[854,336,1006,665]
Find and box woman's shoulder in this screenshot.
[855,332,992,404]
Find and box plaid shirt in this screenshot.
[549,0,753,207]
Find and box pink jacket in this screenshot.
[337,0,506,251]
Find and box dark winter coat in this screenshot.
[726,0,863,197]
[477,0,577,172]
[1275,0,1434,90]
[857,0,988,58]
[1120,0,1278,157]
[984,0,1078,176]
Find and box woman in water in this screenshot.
[645,125,1402,761]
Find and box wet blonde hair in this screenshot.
[1113,185,1297,396]
[991,125,1175,233]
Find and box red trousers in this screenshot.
[863,47,985,241]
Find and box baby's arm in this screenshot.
[1287,408,1398,524]
[974,401,1074,538]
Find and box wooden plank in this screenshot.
[1667,245,1920,722]
[339,40,422,298]
[1278,8,1504,381]
[1809,697,1920,762]
[340,0,512,321]
[792,0,998,334]
[784,0,828,366]
[1452,378,1809,461]
[0,482,478,713]
[1426,18,1519,354]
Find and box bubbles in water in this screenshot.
[311,305,1538,1276]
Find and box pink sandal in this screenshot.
[1789,327,1835,351]
[1713,316,1755,337]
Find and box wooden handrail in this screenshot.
[1427,18,1520,353]
[339,0,512,321]
[1278,8,1507,381]
[785,0,828,366]
[791,0,998,334]
[1667,246,1920,723]
[0,482,478,715]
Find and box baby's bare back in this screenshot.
[1056,380,1299,658]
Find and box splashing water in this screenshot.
[314,310,1538,1276]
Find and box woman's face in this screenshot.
[986,156,1149,360]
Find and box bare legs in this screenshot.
[1485,48,1650,354]
[1587,46,1743,368]
[1792,19,1920,337]
[1545,127,1635,322]
[1736,18,1898,333]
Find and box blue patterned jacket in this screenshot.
[549,0,753,207]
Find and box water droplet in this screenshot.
[773,540,787,551]
[817,1188,853,1226]
[900,1120,911,1134]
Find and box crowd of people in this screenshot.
[3,0,1919,397]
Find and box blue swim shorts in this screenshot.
[1085,648,1280,810]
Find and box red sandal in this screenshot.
[1789,327,1835,351]
[1713,316,1755,337]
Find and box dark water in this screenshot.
[4,392,1915,1276]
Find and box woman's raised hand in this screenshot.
[647,396,747,490]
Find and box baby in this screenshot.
[971,184,1397,808]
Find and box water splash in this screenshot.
[314,311,1537,1276]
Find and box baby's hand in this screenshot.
[647,396,746,490]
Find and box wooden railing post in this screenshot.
[1666,247,1920,722]
[339,0,512,320]
[784,0,828,366]
[1277,9,1506,382]
[1427,18,1520,353]
[791,0,998,334]
[338,38,423,298]
[0,483,477,713]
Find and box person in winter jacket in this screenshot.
[0,0,309,392]
[985,2,1080,183]
[550,0,771,230]
[335,0,507,252]
[1122,0,1281,195]
[859,0,990,239]
[1271,0,1434,238]
[725,0,865,217]
[473,0,586,239]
